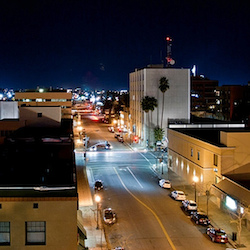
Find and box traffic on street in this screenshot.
[75,112,232,250]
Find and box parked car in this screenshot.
[170,190,186,200]
[118,136,124,143]
[94,180,103,191]
[182,200,197,212]
[191,211,210,225]
[206,228,228,243]
[108,126,114,132]
[103,208,116,225]
[159,179,171,189]
[114,133,120,139]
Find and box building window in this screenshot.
[33,203,38,209]
[197,151,200,160]
[0,222,10,245]
[214,154,218,166]
[191,148,193,157]
[37,113,42,118]
[26,221,46,245]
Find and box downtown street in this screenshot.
[75,113,231,250]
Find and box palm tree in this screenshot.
[159,77,169,129]
[141,96,157,147]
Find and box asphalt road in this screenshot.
[77,113,228,250]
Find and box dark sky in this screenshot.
[0,0,250,91]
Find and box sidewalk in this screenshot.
[80,205,108,250]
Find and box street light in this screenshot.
[95,195,101,230]
[193,176,199,202]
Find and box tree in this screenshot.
[230,205,250,246]
[141,96,158,146]
[154,126,164,143]
[159,77,170,129]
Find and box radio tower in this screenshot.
[165,36,175,67]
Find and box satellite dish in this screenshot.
[170,59,175,65]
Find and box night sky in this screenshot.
[0,0,250,91]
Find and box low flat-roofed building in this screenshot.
[15,89,72,119]
[0,125,86,249]
[168,125,250,230]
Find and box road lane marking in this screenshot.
[126,167,143,188]
[113,167,176,250]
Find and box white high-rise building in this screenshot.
[129,66,190,146]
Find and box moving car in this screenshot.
[191,211,210,225]
[103,208,116,225]
[159,179,171,189]
[182,200,197,212]
[90,143,112,151]
[170,190,186,201]
[94,180,103,191]
[206,228,228,243]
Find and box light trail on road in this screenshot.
[113,167,177,250]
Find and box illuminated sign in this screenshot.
[226,196,237,210]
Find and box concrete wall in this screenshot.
[19,106,61,127]
[220,131,250,174]
[0,198,78,250]
[15,92,72,119]
[0,101,19,120]
[129,68,190,146]
[167,128,233,192]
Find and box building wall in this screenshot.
[0,101,19,120]
[0,198,78,250]
[0,120,25,144]
[220,131,250,174]
[167,128,233,192]
[19,106,61,127]
[130,68,190,146]
[15,92,72,119]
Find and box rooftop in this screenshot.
[0,124,76,198]
[174,127,250,147]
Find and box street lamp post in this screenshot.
[95,195,101,230]
[193,176,199,202]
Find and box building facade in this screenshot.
[191,76,218,112]
[0,126,86,249]
[129,67,190,146]
[167,125,250,230]
[15,89,72,119]
[0,196,79,249]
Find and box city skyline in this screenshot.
[0,0,250,90]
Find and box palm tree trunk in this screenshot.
[147,112,150,147]
[161,93,165,129]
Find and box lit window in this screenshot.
[36,98,44,102]
[26,221,46,245]
[0,222,10,245]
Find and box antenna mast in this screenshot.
[166,36,175,67]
